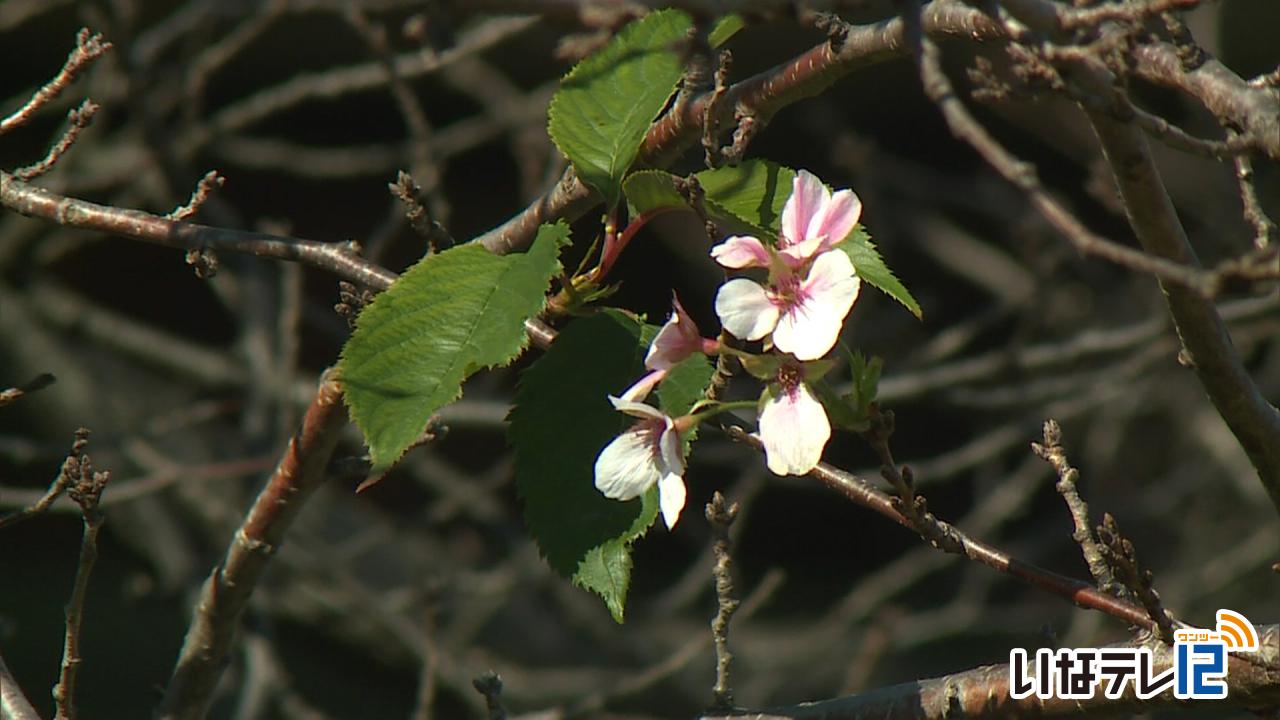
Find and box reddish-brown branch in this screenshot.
[156,375,348,720]
[699,625,1280,719]
[0,28,110,135]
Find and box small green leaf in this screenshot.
[811,379,865,433]
[341,222,569,471]
[696,159,796,237]
[657,354,715,418]
[708,14,745,48]
[548,10,692,209]
[576,487,658,623]
[738,352,783,381]
[837,226,922,319]
[511,310,657,621]
[623,169,687,216]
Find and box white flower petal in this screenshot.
[594,426,662,500]
[781,170,828,248]
[806,189,861,252]
[658,423,685,478]
[758,382,831,476]
[609,393,667,419]
[657,472,687,529]
[772,250,859,360]
[710,235,772,269]
[714,278,779,341]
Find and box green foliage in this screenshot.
[836,226,922,319]
[696,159,796,236]
[340,223,569,471]
[622,170,687,217]
[510,311,655,621]
[658,354,716,443]
[622,160,796,237]
[708,14,745,47]
[814,349,883,433]
[512,312,715,622]
[548,10,692,209]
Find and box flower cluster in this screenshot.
[593,170,865,529]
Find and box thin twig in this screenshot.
[0,28,111,135]
[0,425,85,530]
[156,374,348,720]
[706,492,740,711]
[1095,513,1178,644]
[0,372,55,408]
[13,99,99,180]
[1032,419,1118,596]
[1230,136,1276,249]
[724,426,1158,631]
[167,170,225,221]
[52,428,110,720]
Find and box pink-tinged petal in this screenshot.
[594,425,662,500]
[657,473,686,529]
[646,294,705,370]
[758,382,831,476]
[609,392,667,418]
[711,235,771,269]
[615,369,667,403]
[777,234,827,266]
[714,278,780,341]
[806,189,861,253]
[781,170,828,248]
[772,250,860,360]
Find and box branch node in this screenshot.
[168,170,225,221]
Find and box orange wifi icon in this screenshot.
[1216,609,1259,651]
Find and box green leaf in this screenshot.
[708,14,745,48]
[548,10,692,209]
[510,310,657,622]
[837,226,922,319]
[623,169,687,216]
[341,222,569,471]
[657,354,715,417]
[696,160,796,237]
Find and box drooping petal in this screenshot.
[772,250,860,361]
[757,382,831,476]
[647,294,705,370]
[805,188,862,254]
[657,472,686,529]
[781,170,828,249]
[594,424,663,500]
[609,392,668,418]
[714,278,780,341]
[710,235,772,269]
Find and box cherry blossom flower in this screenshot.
[646,294,718,371]
[594,396,687,529]
[756,362,831,476]
[710,170,863,361]
[710,169,862,270]
[715,249,860,361]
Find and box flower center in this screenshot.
[776,362,802,393]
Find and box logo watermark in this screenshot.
[1009,609,1259,701]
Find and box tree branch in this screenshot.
[156,374,348,720]
[1069,62,1280,514]
[699,624,1280,719]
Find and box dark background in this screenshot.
[1,1,1278,718]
